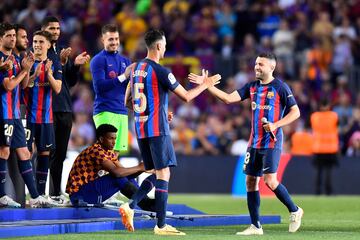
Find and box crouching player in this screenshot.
[66,124,158,211]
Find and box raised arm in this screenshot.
[46,60,62,94]
[173,73,221,103]
[2,55,33,91]
[208,87,242,104]
[188,71,241,104]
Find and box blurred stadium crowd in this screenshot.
[2,0,360,156]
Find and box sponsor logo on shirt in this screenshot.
[134,115,149,122]
[251,101,272,111]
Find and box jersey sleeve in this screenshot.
[90,55,122,92]
[236,82,251,101]
[53,60,63,81]
[279,82,297,109]
[158,67,179,91]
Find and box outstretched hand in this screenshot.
[188,69,208,85]
[188,69,221,87]
[204,73,221,87]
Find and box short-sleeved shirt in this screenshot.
[237,78,297,149]
[23,59,62,123]
[130,58,179,139]
[0,52,22,120]
[66,142,118,195]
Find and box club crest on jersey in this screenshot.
[108,71,117,78]
[267,91,274,99]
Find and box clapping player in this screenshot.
[23,30,62,200]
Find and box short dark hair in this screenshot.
[101,24,119,35]
[33,30,52,43]
[319,97,330,107]
[258,52,277,62]
[41,16,60,28]
[96,124,117,140]
[13,23,26,33]
[0,22,15,37]
[144,29,165,48]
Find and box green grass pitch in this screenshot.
[5,194,360,240]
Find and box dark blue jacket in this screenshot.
[48,44,80,112]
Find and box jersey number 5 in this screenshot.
[134,83,147,114]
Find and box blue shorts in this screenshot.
[137,135,177,170]
[11,119,27,149]
[243,148,281,177]
[0,119,27,148]
[69,175,129,204]
[26,122,55,152]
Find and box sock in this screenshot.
[128,177,139,188]
[36,155,49,195]
[0,158,7,197]
[247,191,261,228]
[273,184,298,212]
[129,174,156,209]
[137,197,156,212]
[18,160,39,199]
[155,179,168,228]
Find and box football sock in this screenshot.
[129,174,155,209]
[36,155,49,195]
[18,159,39,198]
[247,191,261,228]
[273,183,298,212]
[0,158,7,197]
[155,179,168,228]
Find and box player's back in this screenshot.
[130,58,179,139]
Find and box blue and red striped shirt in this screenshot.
[0,52,21,120]
[237,78,297,149]
[23,60,62,124]
[130,59,179,139]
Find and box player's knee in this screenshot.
[0,146,10,159]
[16,147,31,160]
[156,167,170,181]
[264,176,278,190]
[246,176,258,191]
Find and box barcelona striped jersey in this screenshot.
[23,59,62,123]
[130,59,179,139]
[0,52,21,120]
[237,78,297,149]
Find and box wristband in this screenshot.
[117,74,126,83]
